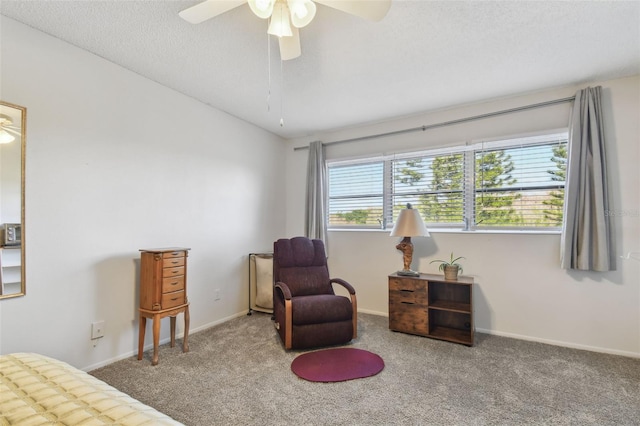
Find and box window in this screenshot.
[327,131,568,231]
[328,161,384,227]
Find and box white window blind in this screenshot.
[475,138,567,229]
[327,130,568,231]
[328,161,385,227]
[391,153,466,227]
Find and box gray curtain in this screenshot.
[561,86,615,271]
[305,141,328,244]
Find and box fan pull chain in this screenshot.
[279,2,284,127]
[280,58,284,127]
[267,27,271,112]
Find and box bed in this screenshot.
[0,353,183,425]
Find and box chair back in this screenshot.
[273,237,333,297]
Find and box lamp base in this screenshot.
[396,269,420,277]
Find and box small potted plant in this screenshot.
[430,252,465,280]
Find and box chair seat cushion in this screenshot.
[292,294,353,325]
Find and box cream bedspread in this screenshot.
[0,353,183,425]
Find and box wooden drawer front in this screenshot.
[163,250,186,259]
[389,277,426,293]
[162,276,185,294]
[163,266,185,278]
[162,290,185,309]
[389,304,428,335]
[163,257,185,268]
[389,289,426,305]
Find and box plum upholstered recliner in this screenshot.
[273,237,357,350]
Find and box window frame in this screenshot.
[326,129,569,233]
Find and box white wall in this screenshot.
[0,17,287,370]
[286,75,640,357]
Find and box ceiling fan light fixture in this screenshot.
[268,2,293,37]
[248,0,276,19]
[0,114,13,126]
[0,130,15,144]
[288,0,316,28]
[279,25,301,60]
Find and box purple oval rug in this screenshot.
[291,348,384,382]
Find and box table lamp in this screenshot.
[390,203,430,276]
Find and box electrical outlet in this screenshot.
[91,321,105,340]
[214,289,221,301]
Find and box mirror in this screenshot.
[0,101,26,299]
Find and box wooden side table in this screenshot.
[389,273,474,346]
[138,247,190,365]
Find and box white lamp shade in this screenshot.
[268,2,293,37]
[248,0,276,19]
[288,0,316,28]
[0,130,15,144]
[390,206,430,237]
[279,25,301,60]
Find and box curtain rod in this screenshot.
[293,95,576,151]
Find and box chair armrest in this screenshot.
[330,278,356,294]
[275,281,292,300]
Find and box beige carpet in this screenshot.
[91,313,640,425]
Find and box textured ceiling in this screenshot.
[1,1,639,139]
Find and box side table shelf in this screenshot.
[0,247,22,296]
[389,273,474,346]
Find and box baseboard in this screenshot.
[358,310,640,359]
[83,311,248,372]
[83,310,638,371]
[357,308,388,317]
[475,327,640,359]
[189,311,249,334]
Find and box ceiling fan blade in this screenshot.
[279,27,301,61]
[313,0,391,22]
[2,127,20,136]
[179,0,247,24]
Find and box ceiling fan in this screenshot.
[179,0,392,60]
[0,114,20,144]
